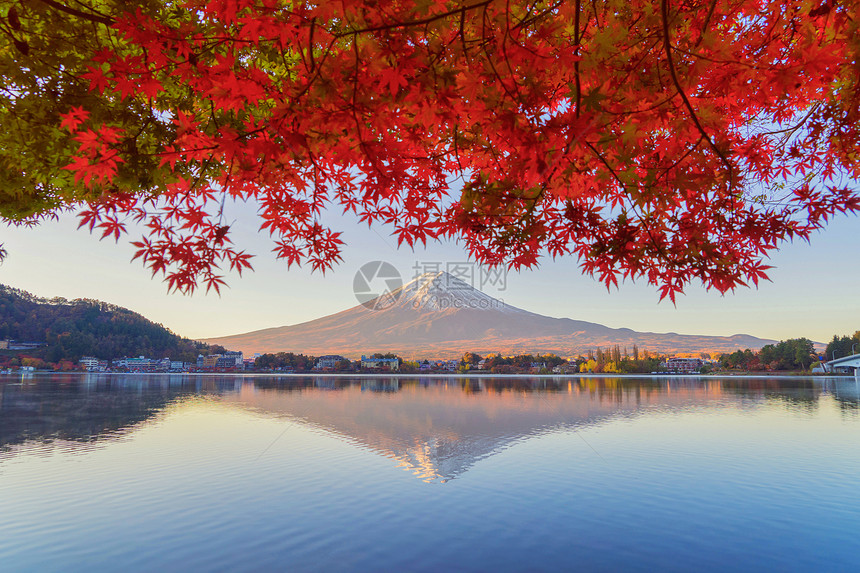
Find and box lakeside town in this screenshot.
[3,338,858,376]
[4,346,707,375]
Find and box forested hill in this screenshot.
[0,285,218,363]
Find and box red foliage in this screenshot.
[59,0,860,297]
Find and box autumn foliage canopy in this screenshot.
[1,0,858,299]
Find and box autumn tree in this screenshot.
[2,0,859,298]
[720,348,758,370]
[461,351,483,365]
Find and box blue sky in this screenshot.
[1,202,857,344]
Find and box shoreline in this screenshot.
[2,371,857,381]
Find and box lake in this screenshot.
[1,373,859,571]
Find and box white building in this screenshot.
[79,356,101,371]
[315,355,348,370]
[361,356,400,371]
[666,357,703,373]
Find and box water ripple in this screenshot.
[1,375,859,571]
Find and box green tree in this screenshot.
[825,332,860,362]
[0,1,184,225]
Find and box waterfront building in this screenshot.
[315,355,348,370]
[666,357,704,373]
[1,340,46,350]
[110,356,157,372]
[197,351,244,370]
[221,351,244,368]
[361,356,400,371]
[126,356,155,372]
[78,356,108,371]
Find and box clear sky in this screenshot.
[1,198,857,345]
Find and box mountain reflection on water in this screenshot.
[1,374,858,482]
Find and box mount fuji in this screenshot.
[203,271,774,358]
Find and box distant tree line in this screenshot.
[253,352,399,371]
[458,350,665,374]
[720,337,818,372]
[458,352,563,373]
[825,332,860,362]
[254,352,318,371]
[576,345,665,373]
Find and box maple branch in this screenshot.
[655,135,705,183]
[345,30,388,187]
[501,0,526,105]
[502,2,555,60]
[670,46,772,70]
[603,94,675,116]
[590,0,601,29]
[584,141,625,189]
[334,0,494,38]
[693,0,718,48]
[291,36,338,100]
[459,9,470,62]
[480,4,521,107]
[35,0,113,26]
[583,141,669,262]
[660,0,734,187]
[574,0,581,118]
[759,104,821,136]
[308,18,316,73]
[511,0,564,30]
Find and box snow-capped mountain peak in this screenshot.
[392,271,516,313]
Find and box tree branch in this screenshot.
[574,0,582,117]
[334,0,493,38]
[693,0,717,48]
[36,0,114,26]
[660,0,734,186]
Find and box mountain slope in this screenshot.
[204,272,774,358]
[0,284,218,362]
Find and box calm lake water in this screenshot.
[1,373,859,572]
